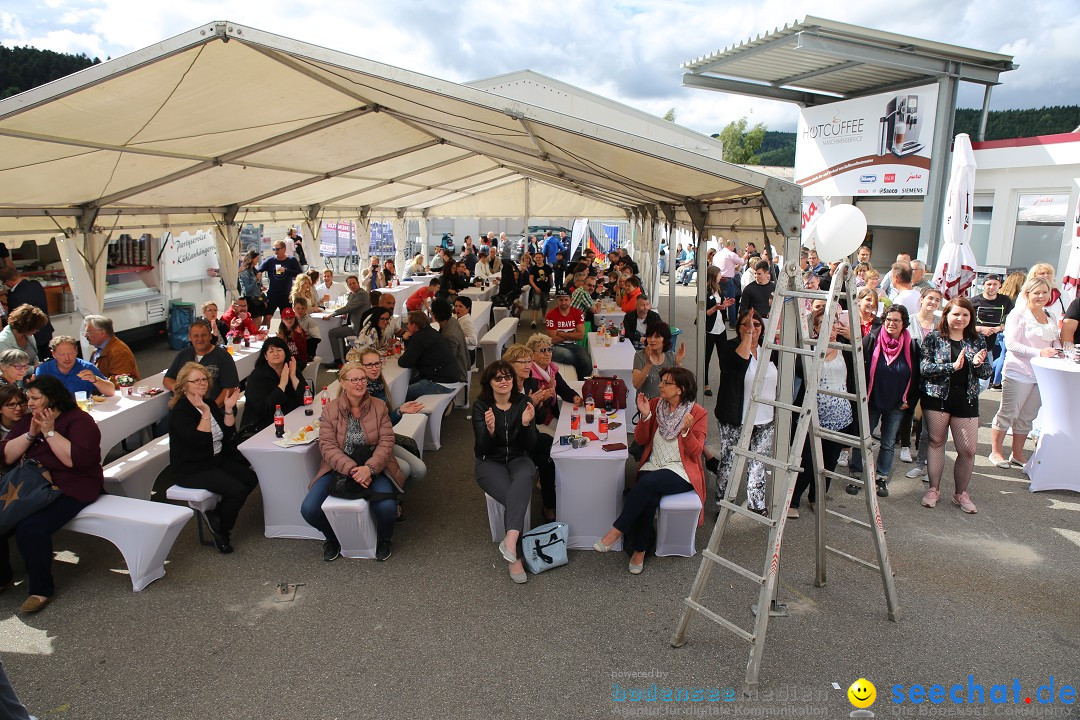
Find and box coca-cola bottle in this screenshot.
[321,387,329,408]
[243,329,250,348]
[303,385,314,415]
[274,405,285,438]
[603,382,614,411]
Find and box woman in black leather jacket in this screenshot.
[471,360,537,584]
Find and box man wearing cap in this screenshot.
[545,291,591,378]
[971,273,1012,387]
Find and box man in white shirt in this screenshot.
[315,269,348,305]
[714,238,744,324]
[888,262,922,318]
[880,252,910,297]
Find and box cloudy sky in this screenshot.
[1,0,1078,135]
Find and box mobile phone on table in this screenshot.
[582,431,599,441]
[602,443,627,452]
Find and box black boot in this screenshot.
[876,481,889,498]
[204,510,233,554]
[705,456,720,475]
[845,484,861,495]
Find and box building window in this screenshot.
[970,195,993,266]
[1011,193,1069,271]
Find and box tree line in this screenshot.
[0,45,101,100]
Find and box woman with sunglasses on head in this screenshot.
[594,367,706,574]
[713,309,777,516]
[472,360,537,584]
[168,362,253,554]
[919,297,992,513]
[0,376,103,613]
[237,337,307,440]
[357,349,427,491]
[301,362,404,563]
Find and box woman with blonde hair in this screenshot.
[988,276,1062,468]
[999,271,1026,301]
[289,273,322,311]
[1023,263,1066,319]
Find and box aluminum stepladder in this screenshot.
[670,260,900,696]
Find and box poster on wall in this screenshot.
[795,83,939,197]
[320,221,357,257]
[162,229,219,281]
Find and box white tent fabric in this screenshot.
[1060,180,1080,309]
[392,216,408,271]
[933,134,978,300]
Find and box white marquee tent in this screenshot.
[0,20,801,385]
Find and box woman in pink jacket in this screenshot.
[301,362,405,563]
[593,366,707,575]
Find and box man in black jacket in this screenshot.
[399,311,461,400]
[621,293,661,346]
[0,267,53,358]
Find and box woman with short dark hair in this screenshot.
[0,375,103,612]
[0,384,26,442]
[595,367,707,574]
[237,337,306,440]
[471,360,537,583]
[632,321,686,398]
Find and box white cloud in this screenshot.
[1,0,1077,135]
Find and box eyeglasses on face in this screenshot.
[3,364,28,371]
[343,377,368,385]
[189,377,210,384]
[3,401,25,409]
[883,317,903,324]
[658,379,676,387]
[361,361,382,369]
[512,359,531,365]
[534,347,553,354]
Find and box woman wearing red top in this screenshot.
[0,376,103,613]
[594,367,707,575]
[276,307,309,364]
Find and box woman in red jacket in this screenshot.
[593,366,707,575]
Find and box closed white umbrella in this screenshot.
[1060,186,1080,309]
[933,134,978,300]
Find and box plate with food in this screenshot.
[273,424,320,448]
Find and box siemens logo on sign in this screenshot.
[860,175,877,183]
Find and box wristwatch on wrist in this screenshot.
[45,431,55,439]
[24,432,38,442]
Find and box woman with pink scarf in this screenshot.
[847,305,920,499]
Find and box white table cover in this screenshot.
[594,301,624,330]
[381,358,412,408]
[309,311,347,344]
[1026,357,1080,493]
[551,403,629,550]
[379,284,417,316]
[238,404,325,540]
[91,370,171,455]
[587,332,636,396]
[461,285,495,303]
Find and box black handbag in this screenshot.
[328,444,400,502]
[0,458,61,535]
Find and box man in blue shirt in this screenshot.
[543,231,561,266]
[34,335,115,397]
[256,240,302,317]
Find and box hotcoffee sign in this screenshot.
[795,83,938,197]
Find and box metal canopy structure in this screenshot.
[0,20,802,392]
[682,16,1016,266]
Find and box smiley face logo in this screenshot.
[848,678,876,709]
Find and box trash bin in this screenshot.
[168,301,195,350]
[670,327,682,355]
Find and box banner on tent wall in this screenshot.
[570,218,588,259]
[320,221,357,257]
[162,229,219,282]
[795,83,938,197]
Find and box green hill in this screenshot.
[0,45,100,99]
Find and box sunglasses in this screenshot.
[493,375,514,383]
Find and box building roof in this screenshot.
[682,16,1017,106]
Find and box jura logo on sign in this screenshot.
[884,174,896,183]
[906,173,923,182]
[860,175,877,183]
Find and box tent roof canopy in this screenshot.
[0,20,796,239]
[682,15,1016,107]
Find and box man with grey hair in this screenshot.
[911,260,933,290]
[84,314,140,379]
[880,252,911,297]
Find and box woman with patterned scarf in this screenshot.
[594,367,707,575]
[847,304,920,498]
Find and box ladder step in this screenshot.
[817,388,859,402]
[764,342,815,357]
[732,447,802,474]
[815,428,867,447]
[825,545,881,572]
[824,508,872,529]
[702,549,766,585]
[777,288,830,301]
[820,469,856,484]
[827,341,854,352]
[717,499,777,527]
[756,397,806,414]
[683,598,755,643]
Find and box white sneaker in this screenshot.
[906,464,927,479]
[837,450,849,467]
[900,447,913,463]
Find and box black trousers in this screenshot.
[614,469,692,553]
[176,451,258,532]
[703,331,727,386]
[530,433,556,511]
[0,493,92,597]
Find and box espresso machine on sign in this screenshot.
[878,94,924,157]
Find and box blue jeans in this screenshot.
[551,343,592,379]
[301,471,398,542]
[991,334,1006,385]
[405,379,456,401]
[849,405,904,479]
[720,276,738,325]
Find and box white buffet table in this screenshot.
[1026,357,1080,493]
[551,403,629,550]
[586,331,635,397]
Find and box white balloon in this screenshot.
[806,205,868,263]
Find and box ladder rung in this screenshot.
[778,288,829,301]
[765,342,815,357]
[683,598,755,643]
[820,469,855,484]
[702,549,765,585]
[827,341,854,352]
[815,428,866,447]
[732,447,802,474]
[825,545,881,572]
[817,388,858,402]
[717,499,777,527]
[756,397,806,414]
[824,508,872,529]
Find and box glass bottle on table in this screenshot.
[584,395,595,425]
[274,405,285,437]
